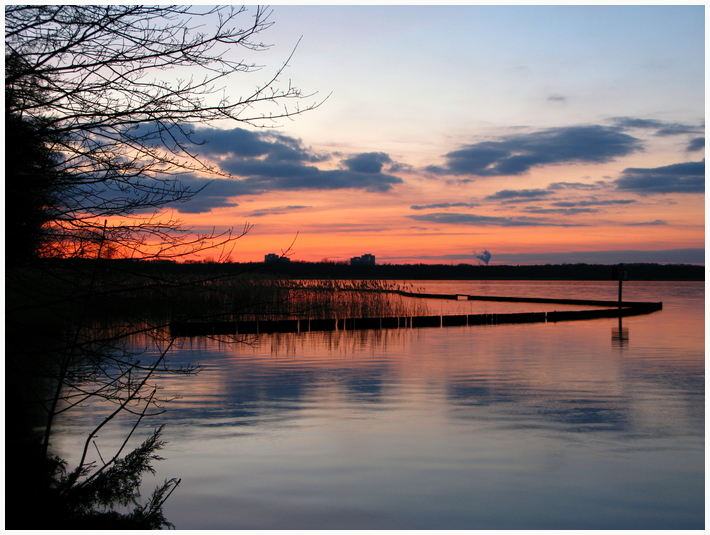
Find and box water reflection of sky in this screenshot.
[53,282,704,529]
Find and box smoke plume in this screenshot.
[475,250,492,265]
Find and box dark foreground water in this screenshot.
[53,281,704,529]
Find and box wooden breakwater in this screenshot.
[170,292,662,337]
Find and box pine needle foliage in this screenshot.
[26,427,180,530]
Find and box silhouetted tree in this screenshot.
[5,5,318,528]
[5,111,58,262]
[5,5,320,261]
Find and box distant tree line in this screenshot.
[53,258,703,282]
[208,260,705,282]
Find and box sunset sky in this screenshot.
[163,5,704,265]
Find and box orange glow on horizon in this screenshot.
[160,157,704,264]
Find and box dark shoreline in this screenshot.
[166,260,703,281]
[257,261,704,281]
[34,258,705,281]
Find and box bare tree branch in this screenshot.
[6,5,322,262]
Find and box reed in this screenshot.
[122,276,429,323]
[251,279,430,320]
[144,277,429,322]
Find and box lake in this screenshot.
[53,280,704,529]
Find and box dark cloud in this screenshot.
[171,165,402,213]
[511,198,636,216]
[625,220,667,226]
[227,168,403,195]
[655,125,704,137]
[171,175,243,214]
[304,224,389,234]
[547,181,608,190]
[485,189,553,200]
[342,152,392,174]
[614,161,705,194]
[388,162,414,173]
[131,122,326,163]
[185,126,331,181]
[610,117,704,137]
[550,199,636,207]
[129,172,240,214]
[427,126,641,177]
[547,95,566,102]
[610,117,667,130]
[245,205,310,217]
[410,202,479,210]
[687,137,705,152]
[408,212,584,227]
[186,126,282,157]
[520,207,598,215]
[201,131,403,195]
[154,127,406,212]
[175,196,239,214]
[188,126,328,163]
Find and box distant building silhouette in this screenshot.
[264,253,290,263]
[350,253,375,266]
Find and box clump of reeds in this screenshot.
[252,279,430,320]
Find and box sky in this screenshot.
[161,5,705,265]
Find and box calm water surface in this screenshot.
[53,281,704,529]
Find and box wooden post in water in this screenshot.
[612,264,628,308]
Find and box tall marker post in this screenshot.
[612,264,628,308]
[611,264,629,346]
